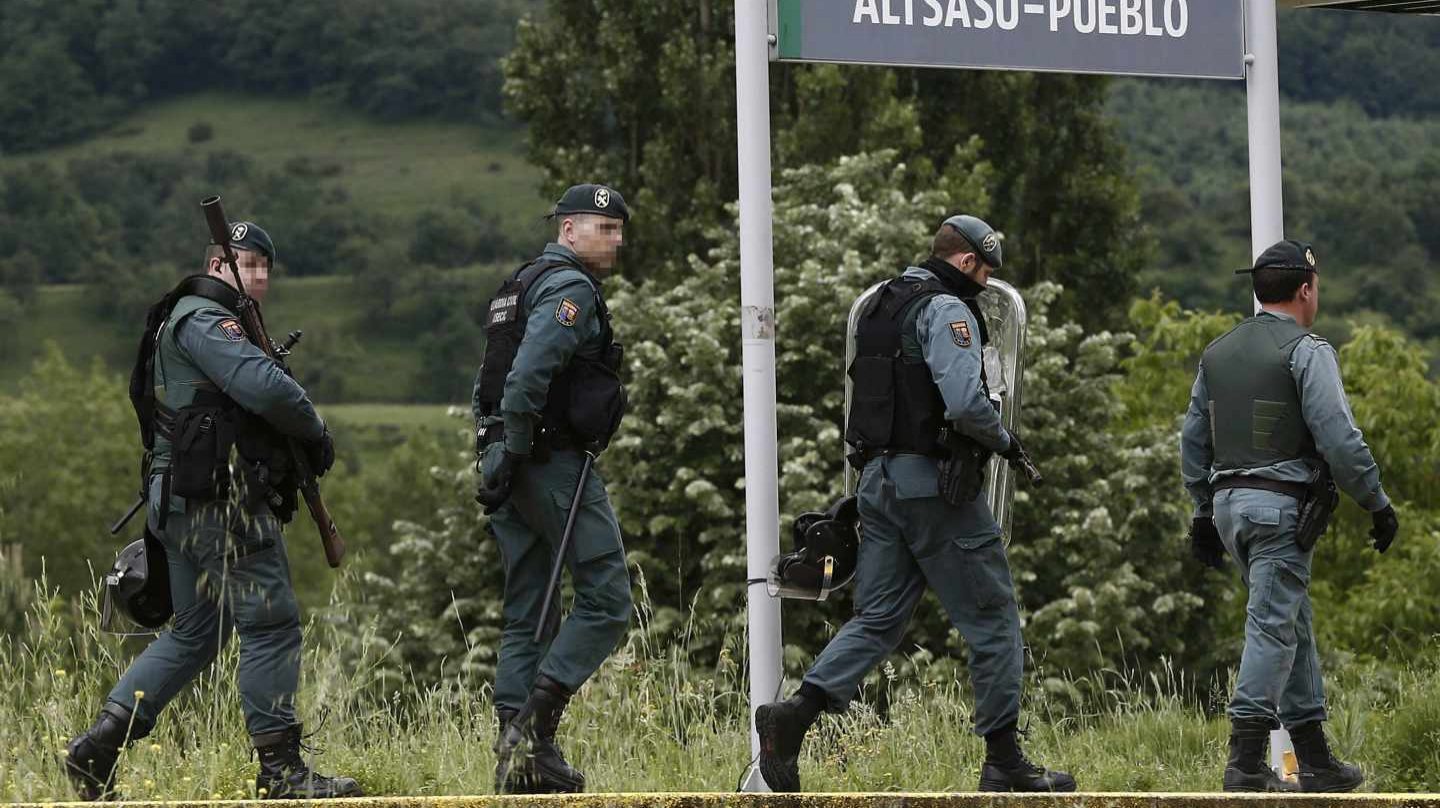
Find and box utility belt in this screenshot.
[1214,468,1338,552]
[849,427,990,508]
[476,420,590,464]
[153,392,298,527]
[847,445,944,469]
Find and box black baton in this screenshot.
[534,451,596,644]
[109,495,146,536]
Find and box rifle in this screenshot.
[200,195,346,569]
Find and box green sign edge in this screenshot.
[777,0,802,59]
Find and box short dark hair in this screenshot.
[932,224,978,262]
[1252,267,1313,303]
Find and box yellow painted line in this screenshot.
[16,793,1440,808]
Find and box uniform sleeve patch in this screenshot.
[950,320,972,348]
[216,318,246,342]
[555,298,581,328]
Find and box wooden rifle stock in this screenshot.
[201,195,346,568]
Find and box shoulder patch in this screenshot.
[555,297,581,328]
[216,318,246,342]
[950,320,972,348]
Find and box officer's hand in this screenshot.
[1370,505,1399,554]
[475,450,522,514]
[303,429,336,478]
[1000,431,1026,463]
[999,431,1044,486]
[1190,516,1227,570]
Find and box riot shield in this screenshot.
[844,279,1029,539]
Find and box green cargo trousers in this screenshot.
[486,449,632,711]
[803,454,1024,736]
[1214,486,1327,728]
[108,491,302,737]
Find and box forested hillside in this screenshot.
[1109,8,1440,363]
[0,0,545,401]
[0,0,539,153]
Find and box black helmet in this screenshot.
[101,531,172,633]
[768,495,860,601]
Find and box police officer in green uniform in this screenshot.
[1182,239,1399,793]
[755,216,1075,793]
[472,184,633,794]
[64,223,360,801]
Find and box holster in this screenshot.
[936,427,989,507]
[1295,467,1339,552]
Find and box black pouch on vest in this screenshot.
[847,356,896,449]
[233,412,298,522]
[937,428,989,507]
[169,406,235,500]
[563,357,628,449]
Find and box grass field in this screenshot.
[5,571,1440,800]
[3,92,547,238]
[321,403,466,432]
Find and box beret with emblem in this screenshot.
[549,183,630,223]
[943,214,1003,270]
[1237,239,1318,275]
[214,221,277,264]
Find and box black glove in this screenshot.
[999,431,1044,486]
[1000,431,1025,463]
[1370,505,1399,554]
[1190,516,1227,570]
[475,450,522,514]
[303,429,336,478]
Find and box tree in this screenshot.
[504,1,1147,329]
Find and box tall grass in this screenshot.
[3,560,1438,800]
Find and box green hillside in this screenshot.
[3,92,547,247]
[2,93,542,401]
[6,271,503,403]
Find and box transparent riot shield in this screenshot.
[844,279,1029,540]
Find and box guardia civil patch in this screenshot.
[556,298,581,327]
[217,318,246,342]
[950,321,972,348]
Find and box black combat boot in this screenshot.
[978,724,1077,792]
[494,675,585,794]
[1289,721,1364,793]
[497,707,518,732]
[253,725,363,799]
[754,683,825,793]
[1223,717,1299,792]
[64,703,147,801]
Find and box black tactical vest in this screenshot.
[129,276,297,522]
[474,256,626,450]
[1202,314,1319,471]
[846,277,954,457]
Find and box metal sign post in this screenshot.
[1243,0,1296,772]
[735,0,783,792]
[734,0,1298,791]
